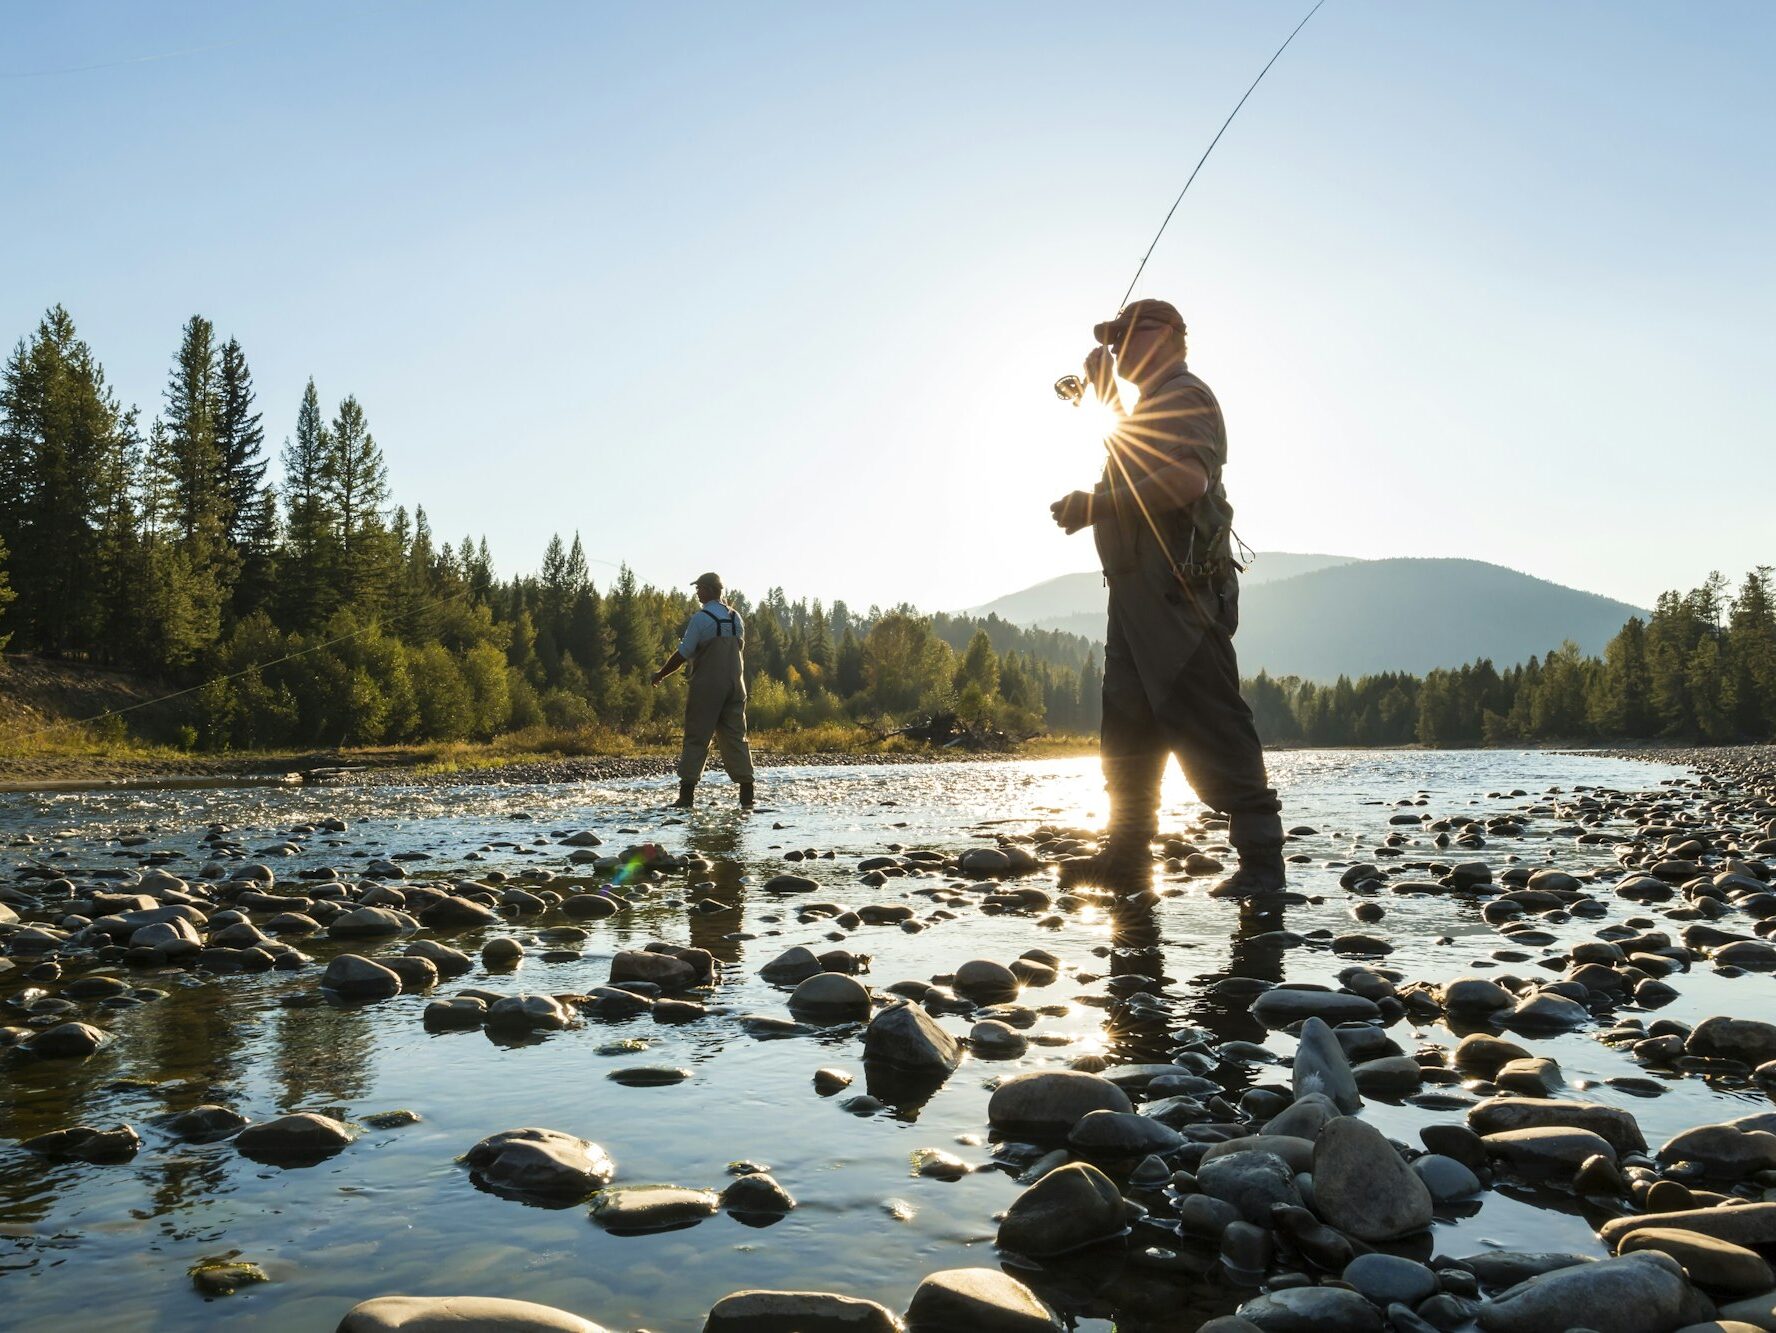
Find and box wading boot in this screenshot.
[671,780,696,810]
[1208,811,1288,899]
[1057,751,1164,895]
[738,781,755,810]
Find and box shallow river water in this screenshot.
[3,748,1770,1331]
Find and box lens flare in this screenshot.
[1074,395,1120,445]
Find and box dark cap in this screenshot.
[1093,298,1185,347]
[692,571,723,593]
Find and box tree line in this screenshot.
[1244,569,1776,747]
[3,304,1772,754]
[0,306,1100,749]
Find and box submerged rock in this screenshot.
[336,1295,607,1331]
[588,1184,719,1234]
[996,1161,1127,1258]
[463,1127,614,1202]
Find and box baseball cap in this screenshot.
[1093,298,1185,347]
[692,572,723,592]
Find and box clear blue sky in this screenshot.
[5,1,1772,613]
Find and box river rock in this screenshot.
[953,959,1020,1003]
[1485,1126,1617,1174]
[1475,1250,1690,1333]
[1413,1152,1481,1201]
[1249,987,1381,1026]
[1603,1203,1776,1250]
[1237,1287,1384,1332]
[759,946,823,984]
[1067,1109,1184,1159]
[1619,1227,1775,1295]
[1343,1253,1438,1307]
[719,1172,795,1219]
[996,1161,1127,1257]
[1443,975,1515,1012]
[1313,1115,1433,1241]
[864,1001,962,1074]
[25,1021,109,1059]
[22,1123,141,1161]
[463,1127,615,1202]
[610,950,698,990]
[419,896,501,929]
[323,953,402,999]
[702,1290,902,1332]
[904,1268,1060,1331]
[789,972,872,1022]
[1467,1096,1647,1153]
[1293,1015,1361,1111]
[1197,1150,1302,1225]
[1453,1033,1532,1075]
[589,1184,719,1233]
[236,1112,355,1164]
[486,994,573,1031]
[987,1070,1131,1137]
[327,906,414,938]
[1688,1016,1776,1066]
[165,1104,249,1142]
[1657,1123,1776,1178]
[336,1295,607,1331]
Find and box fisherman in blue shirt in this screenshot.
[650,572,756,809]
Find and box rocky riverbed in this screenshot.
[3,749,1776,1332]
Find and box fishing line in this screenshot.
[1119,0,1329,308]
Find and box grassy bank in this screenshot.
[0,717,1100,789]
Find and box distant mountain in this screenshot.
[965,552,1360,626]
[965,556,1646,681]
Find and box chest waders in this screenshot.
[675,609,756,808]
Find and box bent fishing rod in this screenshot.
[1054,0,1328,409]
[1050,0,1328,597]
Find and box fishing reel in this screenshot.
[1053,374,1085,405]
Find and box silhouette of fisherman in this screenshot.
[1051,300,1286,898]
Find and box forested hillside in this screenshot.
[0,306,1101,749]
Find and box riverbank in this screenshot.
[0,728,1102,792]
[7,747,1776,1331]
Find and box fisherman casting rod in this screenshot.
[1054,0,1329,407]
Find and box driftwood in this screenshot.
[870,711,1034,753]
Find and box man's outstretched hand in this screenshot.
[1051,490,1094,534]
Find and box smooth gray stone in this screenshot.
[1412,1152,1481,1201]
[997,1161,1127,1258]
[1475,1251,1688,1333]
[337,1295,606,1331]
[1294,1015,1361,1111]
[1313,1115,1433,1241]
[1197,1150,1302,1225]
[1343,1253,1438,1307]
[1237,1286,1384,1332]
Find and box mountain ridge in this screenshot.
[965,555,1647,681]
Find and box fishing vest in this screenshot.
[1092,364,1236,583]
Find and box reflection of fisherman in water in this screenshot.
[682,817,748,967]
[1101,890,1290,1066]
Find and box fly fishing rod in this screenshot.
[1054,0,1328,408]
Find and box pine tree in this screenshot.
[0,307,136,657]
[214,336,267,549]
[281,379,337,630]
[324,394,393,612]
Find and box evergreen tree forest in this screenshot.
[0,308,1100,751]
[1,306,1772,754]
